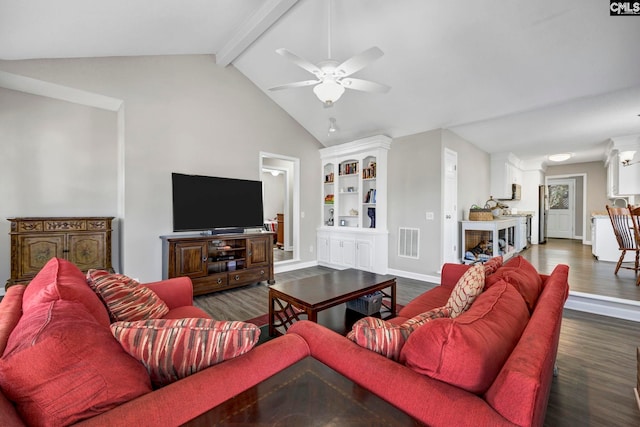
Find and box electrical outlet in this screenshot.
[426,212,435,220]
[300,211,305,218]
[309,245,314,253]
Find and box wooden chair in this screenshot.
[606,204,640,285]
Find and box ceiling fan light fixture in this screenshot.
[313,80,345,105]
[548,153,572,162]
[620,150,637,166]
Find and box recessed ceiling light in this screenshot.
[548,153,572,162]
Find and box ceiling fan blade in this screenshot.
[335,46,384,77]
[339,78,390,93]
[269,80,321,91]
[275,48,323,77]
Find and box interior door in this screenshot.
[442,149,458,264]
[547,179,575,239]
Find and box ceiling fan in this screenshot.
[268,0,390,107]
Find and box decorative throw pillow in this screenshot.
[348,317,410,361]
[445,264,485,318]
[483,256,503,276]
[401,306,450,334]
[111,318,261,387]
[87,269,169,322]
[348,307,450,361]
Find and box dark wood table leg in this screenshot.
[268,288,276,337]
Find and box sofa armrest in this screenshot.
[287,321,511,426]
[76,334,310,427]
[440,263,470,289]
[142,277,194,309]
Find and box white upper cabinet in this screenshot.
[606,137,640,197]
[490,153,523,200]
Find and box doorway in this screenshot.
[442,148,458,265]
[260,152,300,264]
[547,178,575,239]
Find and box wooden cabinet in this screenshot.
[7,217,114,287]
[276,213,284,248]
[318,135,391,274]
[161,232,274,296]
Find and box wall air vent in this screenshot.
[398,227,420,259]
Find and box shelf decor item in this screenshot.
[368,208,376,228]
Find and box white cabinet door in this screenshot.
[329,237,355,268]
[355,240,372,271]
[317,234,330,263]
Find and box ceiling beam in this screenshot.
[216,0,298,67]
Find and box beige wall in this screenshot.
[388,129,491,276]
[545,161,609,242]
[0,55,322,284]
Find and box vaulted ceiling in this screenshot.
[2,0,639,166]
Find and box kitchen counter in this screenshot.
[591,215,635,262]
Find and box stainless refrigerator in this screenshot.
[538,185,549,244]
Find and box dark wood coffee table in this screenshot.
[181,357,421,426]
[268,269,396,336]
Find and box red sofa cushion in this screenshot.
[401,281,530,394]
[22,257,110,326]
[111,318,261,387]
[0,285,26,357]
[87,270,170,322]
[0,300,152,427]
[486,255,542,311]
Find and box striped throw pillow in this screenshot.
[401,306,450,334]
[445,264,485,318]
[348,307,450,361]
[87,270,169,322]
[111,318,260,387]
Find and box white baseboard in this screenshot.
[386,268,440,285]
[274,260,318,274]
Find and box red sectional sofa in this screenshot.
[288,257,570,427]
[0,258,310,427]
[0,256,568,426]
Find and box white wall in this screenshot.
[262,172,285,220]
[0,87,119,289]
[0,55,322,283]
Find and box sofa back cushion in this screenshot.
[485,255,542,312]
[400,281,530,394]
[0,300,152,427]
[0,285,26,357]
[22,257,110,327]
[444,264,485,318]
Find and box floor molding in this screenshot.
[565,290,640,322]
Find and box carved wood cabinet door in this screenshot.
[67,233,108,271]
[18,234,65,277]
[174,241,208,278]
[247,236,270,267]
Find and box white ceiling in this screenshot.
[2,0,639,166]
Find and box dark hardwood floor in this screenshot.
[522,238,640,302]
[194,242,640,426]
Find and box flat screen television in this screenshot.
[172,173,264,233]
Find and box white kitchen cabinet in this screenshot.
[606,138,640,197]
[515,216,528,252]
[490,153,522,200]
[591,216,636,263]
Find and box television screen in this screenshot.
[172,173,264,232]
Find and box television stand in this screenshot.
[160,232,275,295]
